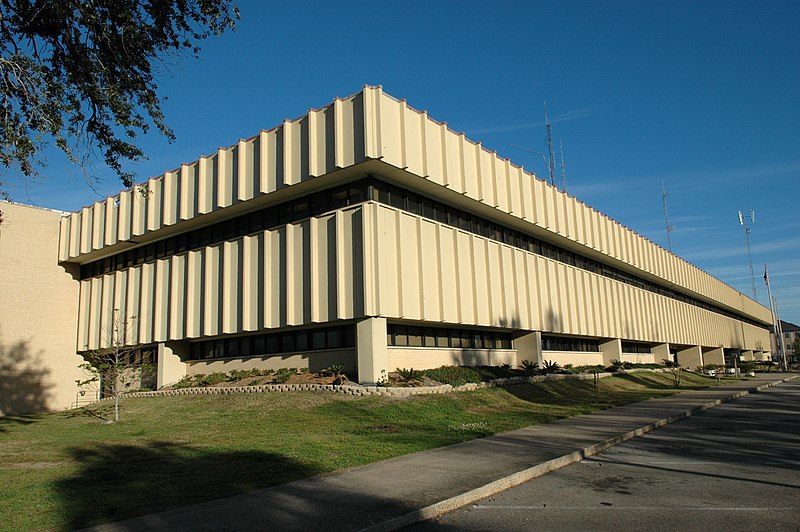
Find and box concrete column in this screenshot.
[356,317,388,385]
[158,342,187,388]
[741,350,754,361]
[676,345,703,369]
[599,338,622,366]
[704,347,725,366]
[651,343,671,365]
[513,331,543,368]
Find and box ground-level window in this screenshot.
[387,324,512,349]
[621,341,653,354]
[542,335,600,352]
[188,325,355,360]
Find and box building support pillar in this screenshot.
[651,343,671,365]
[513,331,543,369]
[599,338,622,366]
[158,342,187,388]
[356,317,388,385]
[704,346,725,367]
[676,345,703,369]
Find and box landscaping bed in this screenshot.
[162,360,675,393]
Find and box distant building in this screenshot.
[769,320,800,365]
[1,87,774,413]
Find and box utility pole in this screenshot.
[774,296,787,370]
[764,265,788,371]
[661,182,673,252]
[739,209,757,301]
[544,102,557,188]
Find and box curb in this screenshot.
[363,374,799,532]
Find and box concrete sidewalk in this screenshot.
[87,374,798,532]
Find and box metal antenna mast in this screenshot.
[661,182,673,252]
[544,102,557,188]
[738,209,757,300]
[559,141,567,193]
[764,265,788,370]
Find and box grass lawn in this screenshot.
[1,371,735,530]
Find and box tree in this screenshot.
[76,310,154,422]
[0,0,238,206]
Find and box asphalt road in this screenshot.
[407,379,800,532]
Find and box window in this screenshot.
[393,326,408,346]
[187,325,356,360]
[296,331,309,351]
[253,336,266,355]
[542,335,599,352]
[312,330,326,350]
[349,182,366,204]
[387,325,512,350]
[330,187,349,209]
[326,328,341,348]
[407,327,423,347]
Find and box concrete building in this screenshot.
[2,87,774,411]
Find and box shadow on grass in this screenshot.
[501,379,602,406]
[62,402,116,423]
[0,414,41,433]
[499,374,713,411]
[617,373,682,390]
[55,441,323,530]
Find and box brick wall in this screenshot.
[0,202,83,414]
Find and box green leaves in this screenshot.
[0,1,238,188]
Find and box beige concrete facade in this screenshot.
[6,86,775,406]
[0,202,84,414]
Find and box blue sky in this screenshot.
[8,0,799,324]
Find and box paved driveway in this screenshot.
[408,379,800,531]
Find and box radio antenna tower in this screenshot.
[544,102,557,188]
[739,209,757,300]
[559,141,568,193]
[661,182,673,252]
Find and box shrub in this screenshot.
[738,360,757,374]
[193,372,227,387]
[422,366,482,386]
[521,360,539,374]
[226,369,256,382]
[172,375,196,389]
[323,364,348,385]
[274,368,296,384]
[396,368,420,381]
[541,360,562,374]
[608,359,632,371]
[563,364,605,374]
[470,365,516,380]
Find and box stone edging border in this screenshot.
[362,374,800,532]
[121,368,672,399]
